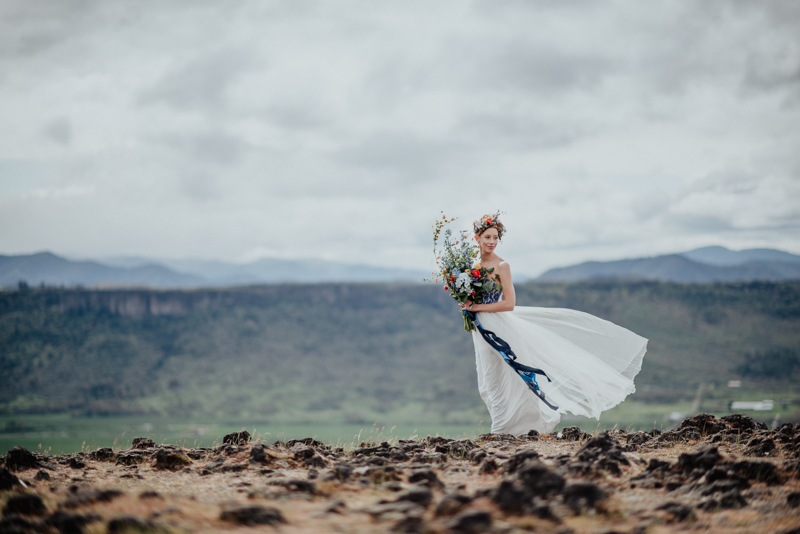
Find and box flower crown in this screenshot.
[473,212,506,239]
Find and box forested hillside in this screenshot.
[1,281,798,425]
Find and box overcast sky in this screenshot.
[1,0,799,277]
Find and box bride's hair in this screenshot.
[473,212,506,239]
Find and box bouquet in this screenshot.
[424,214,502,331]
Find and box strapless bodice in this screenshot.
[481,288,503,304]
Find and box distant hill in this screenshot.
[538,247,800,283]
[103,256,422,285]
[1,281,798,421]
[0,252,202,288]
[681,246,800,266]
[0,252,421,289]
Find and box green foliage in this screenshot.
[735,347,800,379]
[0,281,798,422]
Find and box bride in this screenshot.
[458,214,647,435]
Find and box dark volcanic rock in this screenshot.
[2,494,47,517]
[626,431,651,448]
[558,426,590,441]
[720,414,767,432]
[445,439,477,458]
[435,494,473,517]
[64,489,124,509]
[153,449,192,471]
[286,437,324,448]
[629,458,673,489]
[0,515,45,533]
[274,479,317,495]
[730,460,781,484]
[491,480,530,514]
[677,446,721,477]
[572,432,630,476]
[703,466,750,490]
[115,452,147,466]
[89,448,115,462]
[656,501,694,522]
[391,514,424,533]
[0,467,22,490]
[220,505,286,526]
[445,510,492,533]
[4,447,41,471]
[68,458,86,470]
[492,459,566,514]
[563,481,605,512]
[46,510,100,534]
[412,452,445,464]
[363,465,402,483]
[516,460,566,498]
[503,449,540,474]
[305,454,327,468]
[468,449,487,464]
[130,437,156,450]
[408,468,443,489]
[249,444,271,464]
[698,489,747,511]
[788,492,800,508]
[34,470,51,481]
[478,458,498,474]
[394,487,433,508]
[700,478,750,495]
[292,445,315,461]
[678,413,726,436]
[222,431,251,445]
[388,447,410,462]
[107,516,156,533]
[332,461,354,481]
[744,436,777,457]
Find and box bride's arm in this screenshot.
[461,263,516,313]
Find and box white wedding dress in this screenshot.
[472,287,647,436]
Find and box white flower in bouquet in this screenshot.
[455,272,472,292]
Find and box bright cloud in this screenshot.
[1,0,798,276]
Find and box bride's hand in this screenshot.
[459,300,474,311]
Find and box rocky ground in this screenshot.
[1,413,800,534]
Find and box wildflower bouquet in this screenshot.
[424,214,502,332]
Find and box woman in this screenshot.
[458,214,647,435]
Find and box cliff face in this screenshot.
[55,290,219,318]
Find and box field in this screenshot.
[1,280,799,455]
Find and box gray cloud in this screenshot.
[138,48,257,112]
[1,0,799,277]
[335,132,466,180]
[163,132,250,166]
[42,117,72,145]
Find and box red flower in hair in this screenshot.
[486,218,492,224]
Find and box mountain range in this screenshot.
[1,246,799,289]
[0,252,420,289]
[538,246,800,283]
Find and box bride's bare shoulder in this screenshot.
[496,259,511,272]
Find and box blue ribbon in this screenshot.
[464,310,559,411]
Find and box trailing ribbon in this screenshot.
[464,310,559,411]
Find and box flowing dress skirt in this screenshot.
[472,306,647,436]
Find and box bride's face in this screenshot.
[478,228,499,254]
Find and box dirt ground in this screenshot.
[2,414,800,533]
